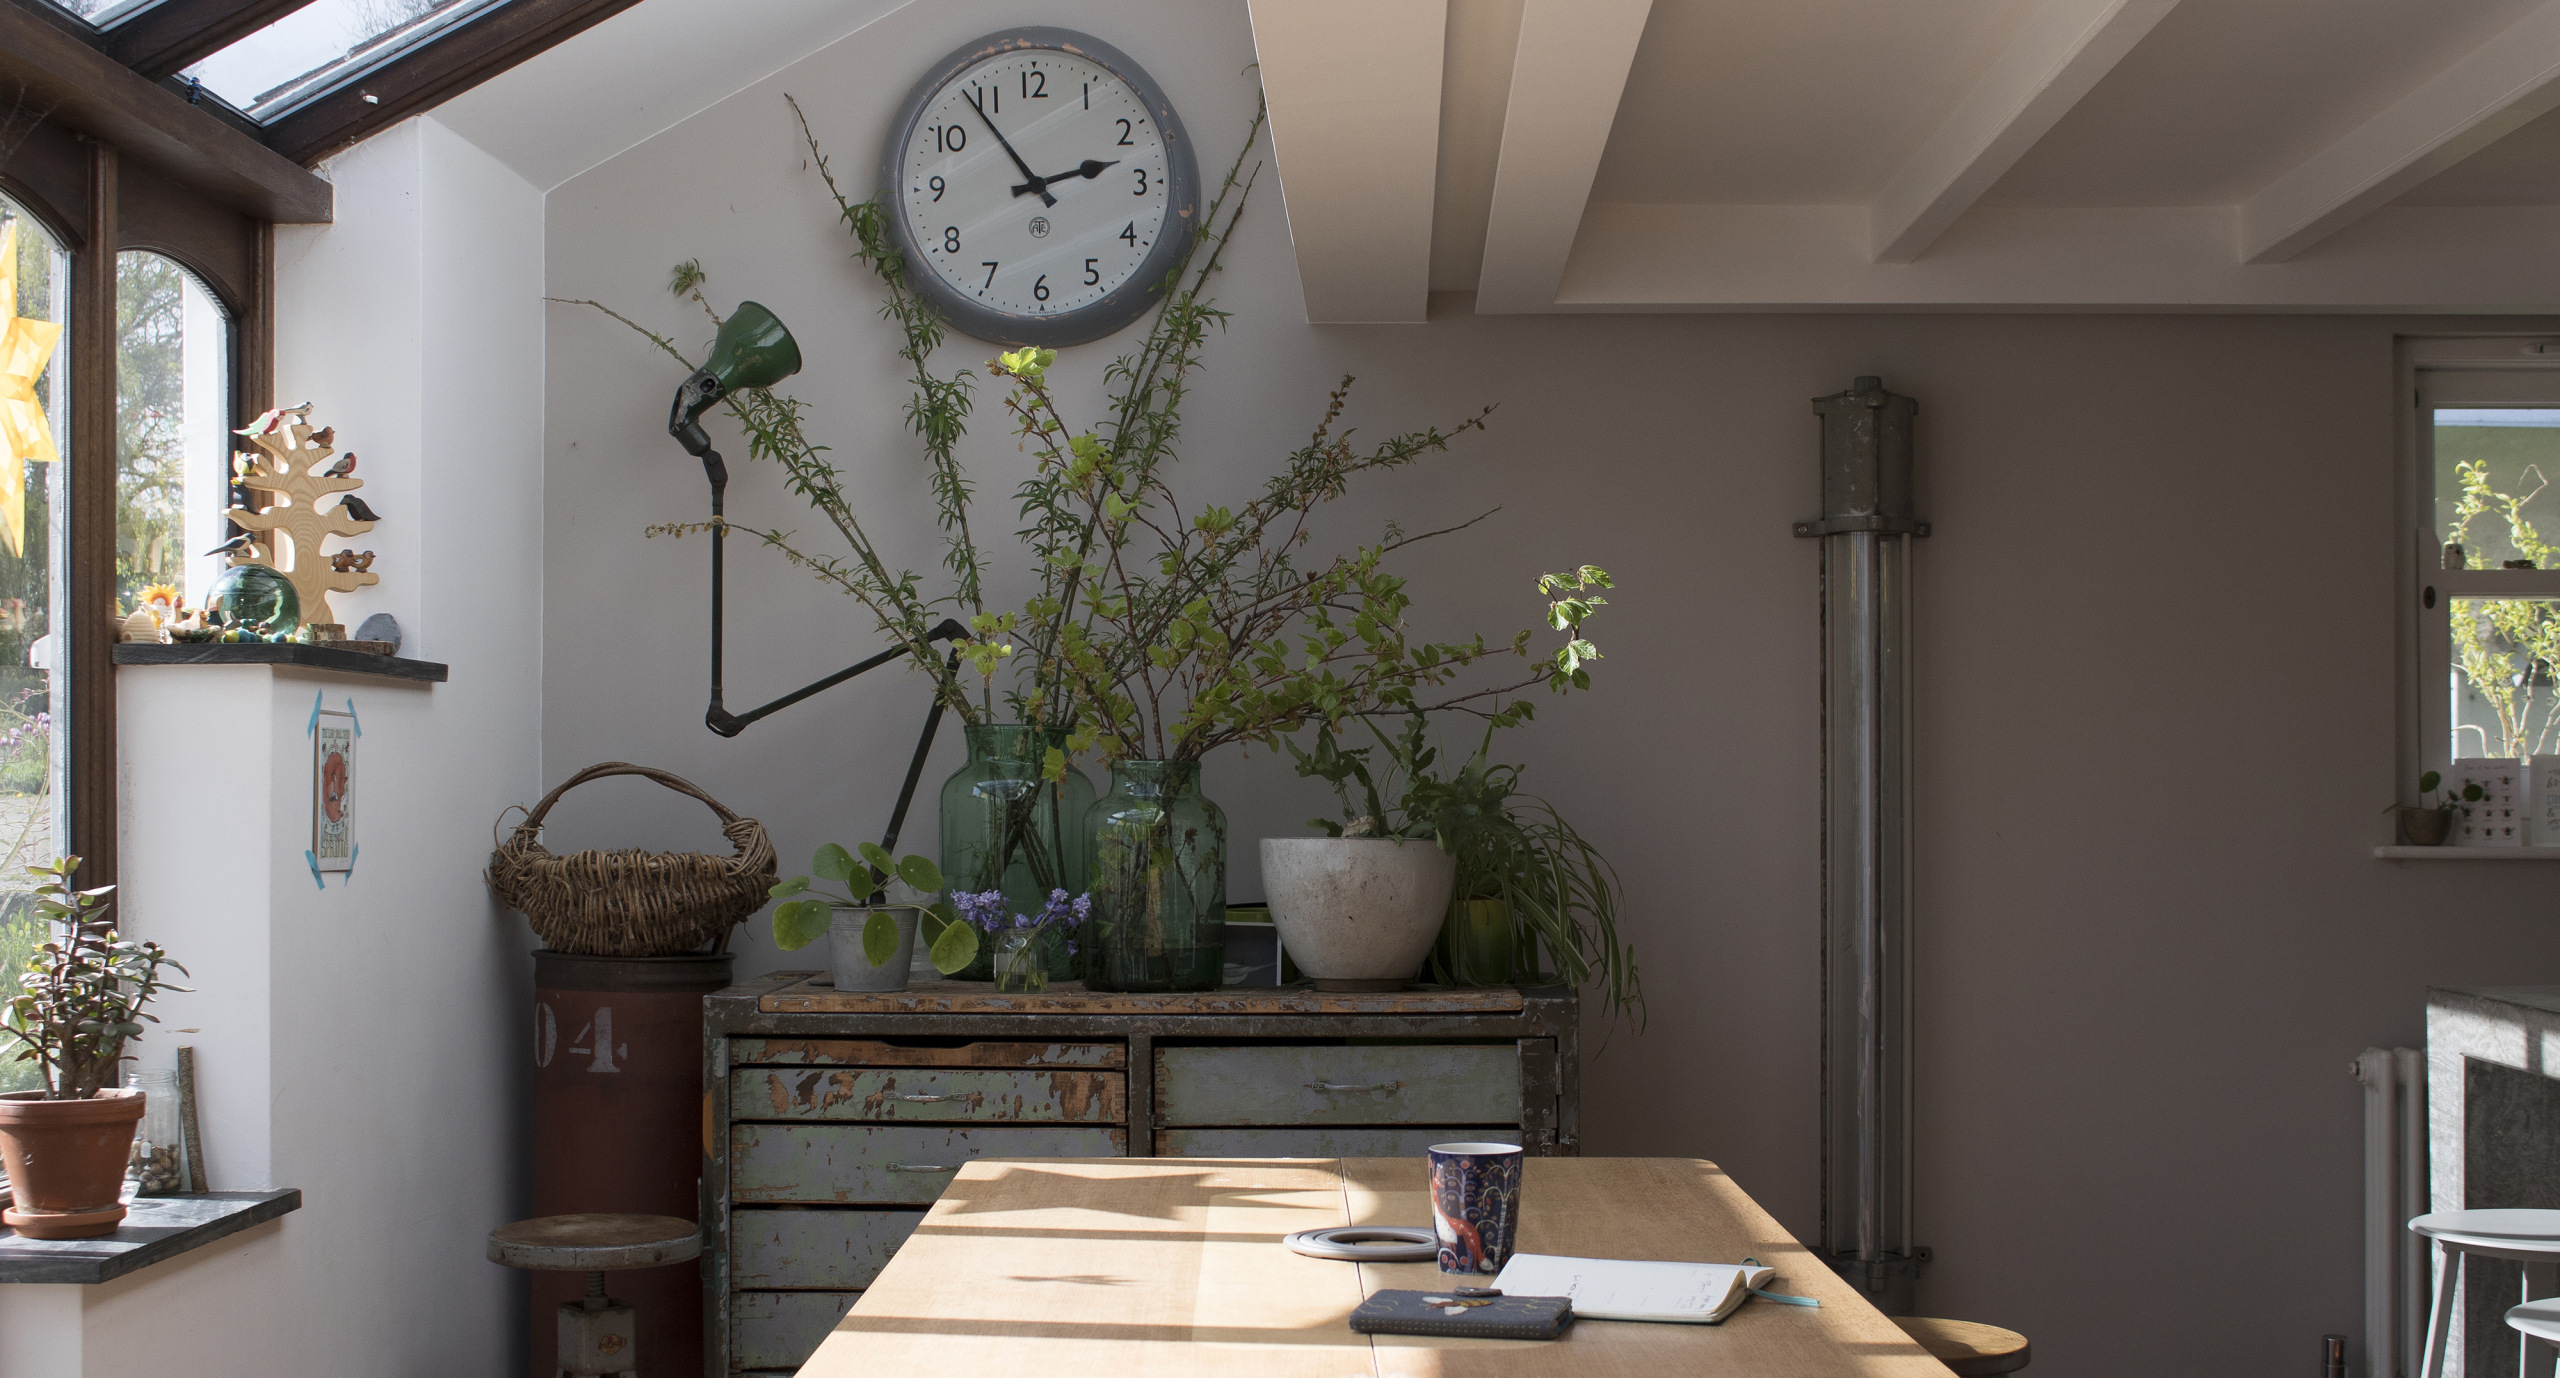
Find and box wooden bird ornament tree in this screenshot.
[227,406,376,626]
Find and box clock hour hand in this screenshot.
[964,89,1055,207]
[1009,159,1121,198]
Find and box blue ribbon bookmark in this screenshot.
[1738,1258,1821,1308]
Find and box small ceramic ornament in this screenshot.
[117,608,163,644]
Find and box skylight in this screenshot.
[182,0,511,120]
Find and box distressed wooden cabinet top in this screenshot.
[751,973,1533,1016]
[798,1157,1949,1378]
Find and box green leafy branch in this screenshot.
[0,858,187,1099]
[767,841,979,975]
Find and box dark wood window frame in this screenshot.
[1,119,277,893]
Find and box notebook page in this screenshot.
[1492,1254,1770,1323]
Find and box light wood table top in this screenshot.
[804,1157,1952,1377]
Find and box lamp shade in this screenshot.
[706,303,800,394]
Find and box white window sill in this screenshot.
[2374,846,2560,860]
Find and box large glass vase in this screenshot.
[1083,759,1226,992]
[938,724,1093,979]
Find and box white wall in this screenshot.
[87,115,546,1377]
[525,4,2560,1376]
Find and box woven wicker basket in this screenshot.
[487,762,778,956]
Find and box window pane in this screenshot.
[0,202,68,1096]
[183,0,512,120]
[2434,409,2560,569]
[115,252,231,615]
[2450,597,2560,761]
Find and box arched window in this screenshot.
[0,197,69,881]
[114,252,233,615]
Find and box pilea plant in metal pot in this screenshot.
[0,858,188,1238]
[769,843,979,992]
[2393,769,2469,846]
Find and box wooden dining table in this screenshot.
[799,1156,1954,1376]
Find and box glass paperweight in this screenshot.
[207,562,299,633]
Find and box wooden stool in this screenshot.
[1891,1316,2032,1375]
[488,1214,700,1377]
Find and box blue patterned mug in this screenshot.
[1428,1141,1525,1274]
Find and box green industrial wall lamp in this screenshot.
[668,301,967,854]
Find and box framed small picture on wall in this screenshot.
[313,707,356,872]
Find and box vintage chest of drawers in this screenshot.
[702,973,1579,1375]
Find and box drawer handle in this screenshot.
[887,1163,957,1173]
[895,1094,957,1103]
[1307,1080,1403,1094]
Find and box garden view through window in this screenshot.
[2435,409,2560,763]
[0,226,231,1093]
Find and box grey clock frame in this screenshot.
[877,28,1201,349]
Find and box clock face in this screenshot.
[881,32,1197,347]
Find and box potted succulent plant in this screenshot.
[769,842,979,991]
[0,858,188,1238]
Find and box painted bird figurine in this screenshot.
[202,533,257,559]
[337,496,381,524]
[310,427,334,450]
[322,452,356,478]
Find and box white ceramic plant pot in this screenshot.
[1260,837,1456,991]
[829,907,916,992]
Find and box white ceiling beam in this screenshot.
[1870,0,2179,264]
[2240,0,2560,264]
[1473,0,1653,313]
[1247,0,1448,324]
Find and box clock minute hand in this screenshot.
[1010,159,1120,197]
[964,89,1055,207]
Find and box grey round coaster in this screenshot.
[1282,1225,1439,1262]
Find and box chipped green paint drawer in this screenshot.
[730,1123,1127,1204]
[731,1208,920,1290]
[731,1038,1123,1069]
[1155,1044,1519,1126]
[1155,1125,1522,1158]
[733,1289,856,1371]
[731,1066,1125,1123]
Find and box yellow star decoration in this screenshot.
[0,221,62,559]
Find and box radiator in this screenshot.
[2358,1047,2428,1378]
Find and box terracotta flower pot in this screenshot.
[0,1087,146,1238]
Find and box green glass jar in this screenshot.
[207,563,298,633]
[1083,758,1226,992]
[938,724,1093,978]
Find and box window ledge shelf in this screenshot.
[2374,846,2560,860]
[113,642,446,682]
[0,1189,300,1284]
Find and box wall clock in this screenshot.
[879,29,1200,348]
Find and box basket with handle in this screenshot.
[486,762,779,956]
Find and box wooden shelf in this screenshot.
[114,642,446,682]
[757,975,1530,1015]
[2374,846,2560,860]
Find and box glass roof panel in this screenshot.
[183,0,510,121]
[34,0,105,24]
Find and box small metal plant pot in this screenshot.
[2400,806,2455,847]
[828,908,916,992]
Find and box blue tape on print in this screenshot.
[304,850,324,889]
[307,689,323,737]
[345,697,360,737]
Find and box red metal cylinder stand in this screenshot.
[530,951,731,1378]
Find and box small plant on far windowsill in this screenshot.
[2393,770,2472,847]
[0,858,188,1238]
[768,842,979,986]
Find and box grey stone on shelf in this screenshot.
[354,612,401,651]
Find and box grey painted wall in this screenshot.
[537,1,2560,1372]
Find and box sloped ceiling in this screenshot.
[433,0,913,192]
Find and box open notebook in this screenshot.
[1490,1253,1780,1324]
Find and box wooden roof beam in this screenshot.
[1869,0,2179,264]
[102,0,324,82]
[0,0,330,223]
[2240,0,2560,264]
[1247,0,1446,324]
[1472,0,1651,314]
